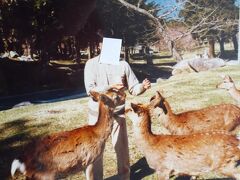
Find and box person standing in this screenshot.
[84,38,151,180]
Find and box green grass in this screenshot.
[1,65,240,180]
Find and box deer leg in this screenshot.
[85,156,103,180]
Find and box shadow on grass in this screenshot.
[219,50,237,60]
[104,157,154,180]
[106,156,235,180]
[130,157,155,180]
[130,54,172,61]
[130,63,174,83]
[106,157,214,180]
[0,119,51,179]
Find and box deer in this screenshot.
[149,91,240,135]
[126,102,240,180]
[11,88,126,180]
[217,75,240,104]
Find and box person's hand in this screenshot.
[142,78,151,90]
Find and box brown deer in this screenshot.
[11,88,126,180]
[126,102,240,180]
[149,91,240,135]
[217,75,240,104]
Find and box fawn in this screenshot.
[217,75,240,104]
[126,102,240,180]
[11,88,126,179]
[149,91,240,134]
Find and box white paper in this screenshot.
[99,37,122,65]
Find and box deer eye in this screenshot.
[115,96,119,101]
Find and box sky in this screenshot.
[152,0,239,60]
[150,0,240,19]
[152,0,240,6]
[149,0,184,19]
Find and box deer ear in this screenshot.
[100,94,114,107]
[118,86,125,92]
[149,91,163,108]
[149,95,156,102]
[227,76,233,82]
[109,86,125,93]
[90,91,100,102]
[156,91,162,99]
[150,91,161,101]
[131,103,141,113]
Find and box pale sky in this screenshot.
[150,0,240,19]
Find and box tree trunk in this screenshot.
[168,40,182,61]
[124,46,129,62]
[145,46,152,64]
[75,40,81,64]
[117,0,183,61]
[90,40,95,58]
[232,34,238,53]
[208,38,215,58]
[87,43,91,59]
[172,47,183,61]
[217,36,225,57]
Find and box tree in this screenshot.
[116,0,184,61]
[116,0,239,60]
[180,0,239,58]
[0,0,97,60]
[96,0,157,61]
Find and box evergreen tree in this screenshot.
[96,0,157,61]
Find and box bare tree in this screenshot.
[116,0,238,60]
[179,0,239,58]
[117,0,183,61]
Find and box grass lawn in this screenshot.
[1,64,240,180]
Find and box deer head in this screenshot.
[217,75,235,90]
[149,91,168,115]
[105,87,126,107]
[90,88,126,108]
[126,103,147,126]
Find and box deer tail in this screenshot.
[11,159,26,177]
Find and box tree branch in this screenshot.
[137,0,143,8]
